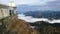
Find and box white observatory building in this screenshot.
[0,2,17,19]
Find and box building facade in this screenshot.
[0,4,17,19]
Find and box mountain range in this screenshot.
[17,5,60,13]
[24,11,60,19]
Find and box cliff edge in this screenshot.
[0,15,40,34]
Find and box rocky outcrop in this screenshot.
[0,15,40,34]
[34,21,60,34]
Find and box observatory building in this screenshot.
[0,3,17,19]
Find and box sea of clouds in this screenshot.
[18,14,60,24]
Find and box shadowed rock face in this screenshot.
[34,21,60,34]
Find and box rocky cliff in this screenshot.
[0,15,40,34]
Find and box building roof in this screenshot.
[0,4,9,8]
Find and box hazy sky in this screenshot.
[0,0,59,5]
[0,0,60,11]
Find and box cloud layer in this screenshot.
[18,14,60,24]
